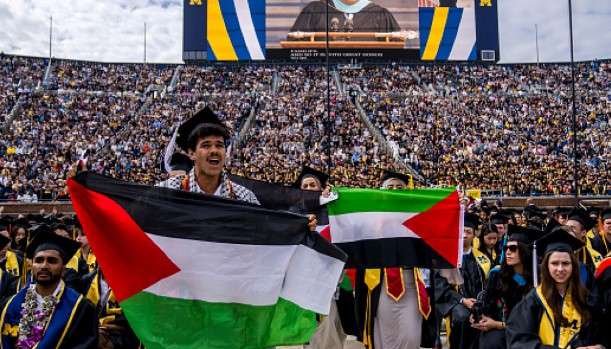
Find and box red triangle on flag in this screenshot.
[403,191,461,267]
[68,179,180,302]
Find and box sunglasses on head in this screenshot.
[505,245,519,253]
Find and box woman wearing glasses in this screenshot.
[472,225,535,349]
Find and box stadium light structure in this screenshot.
[568,0,579,197]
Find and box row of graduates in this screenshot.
[322,197,611,349]
[287,164,611,349]
[0,214,141,349]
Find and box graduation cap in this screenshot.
[490,213,509,225]
[464,213,480,230]
[602,208,611,221]
[507,224,539,245]
[552,207,570,216]
[25,225,81,263]
[0,233,10,249]
[536,226,584,256]
[175,107,229,151]
[168,153,193,173]
[293,166,329,189]
[0,216,13,230]
[380,169,411,187]
[567,207,596,231]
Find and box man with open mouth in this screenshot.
[159,106,260,205]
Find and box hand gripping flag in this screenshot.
[68,172,346,349]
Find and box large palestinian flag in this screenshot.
[328,188,462,268]
[68,172,346,349]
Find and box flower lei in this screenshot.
[15,285,60,349]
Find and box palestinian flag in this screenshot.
[328,188,462,268]
[68,172,346,349]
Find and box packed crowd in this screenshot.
[233,66,390,186]
[0,54,609,201]
[348,63,610,196]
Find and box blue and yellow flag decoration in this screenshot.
[207,0,265,61]
[419,7,476,61]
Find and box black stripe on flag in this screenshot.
[73,172,339,256]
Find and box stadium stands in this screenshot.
[0,53,608,200]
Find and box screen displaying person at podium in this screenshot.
[289,0,401,37]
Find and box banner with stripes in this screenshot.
[207,0,265,61]
[419,7,476,61]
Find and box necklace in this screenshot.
[16,284,61,349]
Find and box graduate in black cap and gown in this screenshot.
[354,170,431,349]
[0,227,98,349]
[506,227,603,348]
[565,208,604,289]
[158,106,259,204]
[292,166,353,349]
[591,208,611,257]
[473,225,537,349]
[434,213,489,349]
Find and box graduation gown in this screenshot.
[0,283,98,349]
[590,234,610,257]
[290,1,400,36]
[434,251,487,349]
[0,250,25,290]
[506,287,592,349]
[478,267,532,349]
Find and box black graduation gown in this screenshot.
[478,268,532,349]
[590,234,610,257]
[58,299,99,349]
[434,252,486,349]
[290,1,400,35]
[506,289,593,349]
[588,263,611,348]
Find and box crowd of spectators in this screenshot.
[0,54,608,201]
[349,63,609,196]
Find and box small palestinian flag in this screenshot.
[68,172,346,349]
[327,188,462,268]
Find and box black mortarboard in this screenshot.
[0,233,10,249]
[169,153,193,173]
[602,208,611,221]
[567,207,596,231]
[25,226,80,263]
[464,213,480,229]
[293,166,329,189]
[552,207,570,216]
[490,213,509,225]
[507,224,538,245]
[0,216,13,230]
[380,170,411,186]
[175,107,229,151]
[536,226,585,256]
[587,207,601,220]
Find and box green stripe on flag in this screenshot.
[121,292,317,349]
[328,188,455,215]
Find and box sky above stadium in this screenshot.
[0,0,609,64]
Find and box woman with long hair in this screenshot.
[476,224,499,263]
[472,225,534,349]
[506,227,603,348]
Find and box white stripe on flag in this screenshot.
[281,244,344,314]
[449,8,476,60]
[234,0,265,60]
[144,234,342,314]
[329,212,419,243]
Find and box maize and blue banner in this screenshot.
[206,0,266,61]
[419,7,477,61]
